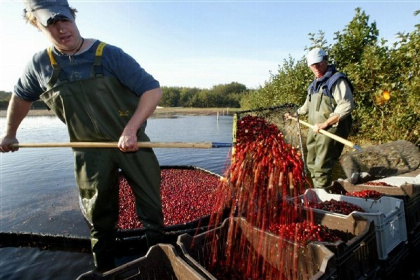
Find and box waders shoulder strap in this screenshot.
[325,72,354,97]
[92,42,107,77]
[46,47,62,89]
[46,42,108,88]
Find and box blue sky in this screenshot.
[0,1,418,92]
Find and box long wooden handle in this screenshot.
[290,117,361,150]
[10,142,232,149]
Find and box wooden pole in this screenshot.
[290,117,361,150]
[10,141,232,149]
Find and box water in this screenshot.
[0,114,233,280]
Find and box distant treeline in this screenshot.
[161,82,252,108]
[0,82,253,110]
[0,91,46,110]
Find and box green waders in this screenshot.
[306,89,351,188]
[40,43,164,271]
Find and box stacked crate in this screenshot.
[177,213,381,280]
[76,244,207,280]
[330,170,420,279]
[177,217,337,280]
[334,169,420,249]
[303,211,379,280]
[296,188,408,261]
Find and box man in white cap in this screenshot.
[293,48,354,188]
[1,0,164,273]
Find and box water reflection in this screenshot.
[0,114,233,279]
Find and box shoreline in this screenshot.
[0,107,240,118]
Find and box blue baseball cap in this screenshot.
[307,48,327,66]
[25,0,74,26]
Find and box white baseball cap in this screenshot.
[307,48,327,66]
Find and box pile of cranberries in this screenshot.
[306,199,365,215]
[117,168,223,230]
[268,220,341,244]
[364,181,396,187]
[346,190,384,199]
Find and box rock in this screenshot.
[340,140,420,181]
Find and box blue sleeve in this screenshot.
[101,44,160,97]
[13,42,160,100]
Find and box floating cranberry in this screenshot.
[117,169,224,230]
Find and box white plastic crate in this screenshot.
[296,188,408,260]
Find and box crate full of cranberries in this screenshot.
[177,217,338,280]
[334,169,420,198]
[294,188,407,260]
[268,209,380,280]
[331,171,420,237]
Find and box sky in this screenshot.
[0,0,419,92]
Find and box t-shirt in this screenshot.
[14,39,160,102]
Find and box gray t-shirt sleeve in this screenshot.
[101,44,160,97]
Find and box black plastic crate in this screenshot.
[301,210,380,280]
[408,223,420,253]
[378,242,411,280]
[405,193,420,236]
[76,244,207,280]
[177,217,337,280]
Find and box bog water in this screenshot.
[0,114,233,280]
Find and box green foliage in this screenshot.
[160,82,246,108]
[330,8,379,69]
[241,56,311,109]
[161,87,181,107]
[0,91,12,101]
[245,7,419,144]
[0,91,12,109]
[180,87,201,107]
[307,30,329,50]
[338,9,419,144]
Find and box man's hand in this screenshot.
[118,130,139,153]
[284,112,298,120]
[0,136,19,153]
[312,122,329,133]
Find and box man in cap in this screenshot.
[288,48,354,188]
[0,0,164,272]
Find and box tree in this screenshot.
[0,91,12,101]
[179,87,201,107]
[210,82,245,107]
[240,7,419,144]
[161,87,181,107]
[241,56,311,110]
[334,8,418,143]
[307,30,329,51]
[330,7,379,69]
[384,10,420,143]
